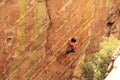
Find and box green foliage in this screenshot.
[82,63,94,80]
[82,35,119,80]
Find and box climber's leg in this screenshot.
[66,49,75,54]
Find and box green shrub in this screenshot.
[82,63,94,80]
[82,35,119,80]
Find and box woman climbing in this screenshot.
[66,37,77,54]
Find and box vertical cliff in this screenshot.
[0,0,120,80]
[0,0,49,80]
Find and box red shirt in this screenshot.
[71,43,76,50]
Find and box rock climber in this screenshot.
[66,37,77,54]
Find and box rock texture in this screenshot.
[0,0,120,80]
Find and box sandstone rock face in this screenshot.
[0,0,120,80]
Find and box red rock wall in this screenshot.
[0,0,49,80]
[0,0,120,80]
[45,0,106,79]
